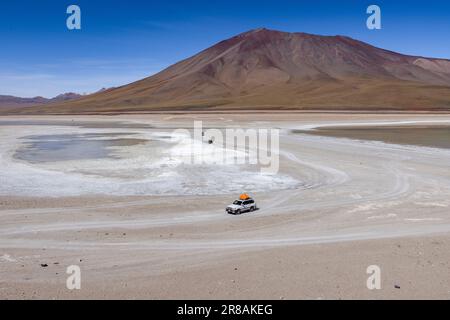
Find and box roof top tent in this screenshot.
[239,194,251,200]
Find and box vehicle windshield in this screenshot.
[233,201,243,205]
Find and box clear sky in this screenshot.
[1,0,449,98]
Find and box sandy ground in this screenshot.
[1,113,450,300]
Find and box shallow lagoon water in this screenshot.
[15,133,148,163]
[295,125,450,149]
[0,120,300,197]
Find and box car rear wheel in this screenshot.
[236,210,241,215]
[250,206,254,212]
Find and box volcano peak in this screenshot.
[12,28,450,114]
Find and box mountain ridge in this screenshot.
[0,92,83,109]
[5,28,450,114]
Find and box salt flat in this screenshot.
[1,113,450,299]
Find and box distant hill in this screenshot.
[0,92,83,109]
[5,29,450,114]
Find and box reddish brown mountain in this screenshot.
[9,29,450,114]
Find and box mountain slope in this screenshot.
[10,29,450,114]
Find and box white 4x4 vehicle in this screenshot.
[226,198,257,215]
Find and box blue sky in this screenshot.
[1,0,449,98]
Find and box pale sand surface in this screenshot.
[1,113,450,299]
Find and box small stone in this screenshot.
[395,285,401,289]
[40,264,48,268]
